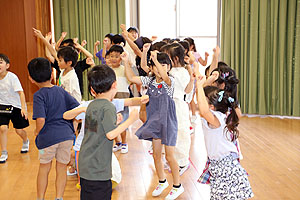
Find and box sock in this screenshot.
[23,139,29,144]
[173,184,181,188]
[116,142,121,146]
[1,150,7,155]
[159,179,166,183]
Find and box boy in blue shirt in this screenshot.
[27,57,80,200]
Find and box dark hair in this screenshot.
[205,65,210,77]
[179,40,190,55]
[57,46,78,67]
[149,52,172,69]
[60,39,75,48]
[162,38,171,43]
[204,86,239,142]
[112,34,126,46]
[127,27,139,34]
[106,44,124,56]
[105,33,114,41]
[184,37,197,52]
[88,65,116,94]
[163,43,185,67]
[0,54,10,64]
[27,57,52,83]
[134,37,152,50]
[151,41,167,51]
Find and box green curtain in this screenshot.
[53,0,126,100]
[221,0,300,116]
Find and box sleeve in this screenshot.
[78,59,91,71]
[169,76,175,90]
[11,74,23,92]
[69,75,82,102]
[102,106,117,135]
[201,110,226,130]
[140,76,150,87]
[32,93,46,120]
[112,99,125,113]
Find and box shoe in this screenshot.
[165,185,184,199]
[0,154,8,163]
[191,115,197,124]
[21,139,30,153]
[179,163,190,176]
[152,180,169,197]
[113,143,122,152]
[121,144,128,154]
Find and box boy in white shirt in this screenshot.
[0,54,30,163]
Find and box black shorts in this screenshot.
[0,105,29,129]
[80,177,112,200]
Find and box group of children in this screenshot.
[0,24,254,200]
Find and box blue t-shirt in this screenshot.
[95,49,106,64]
[33,86,80,149]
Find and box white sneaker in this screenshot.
[165,185,184,199]
[0,154,8,163]
[152,180,169,197]
[113,143,122,152]
[179,163,190,176]
[21,139,29,153]
[121,144,128,154]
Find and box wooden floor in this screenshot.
[0,106,300,200]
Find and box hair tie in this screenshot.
[218,91,224,102]
[228,97,235,103]
[222,72,229,79]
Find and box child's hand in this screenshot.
[74,42,82,50]
[150,51,158,61]
[95,40,100,46]
[61,32,67,38]
[73,37,79,43]
[151,36,158,41]
[141,95,149,104]
[45,32,52,41]
[122,31,128,39]
[120,52,129,62]
[21,109,28,120]
[129,109,139,122]
[116,113,123,125]
[32,28,44,39]
[143,43,151,52]
[205,52,209,58]
[103,38,110,48]
[213,46,220,57]
[196,74,206,88]
[120,24,126,31]
[81,40,87,47]
[86,57,95,66]
[211,71,219,80]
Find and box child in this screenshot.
[195,74,253,199]
[94,33,114,64]
[0,54,29,163]
[124,50,184,199]
[105,45,131,153]
[63,95,149,189]
[27,57,80,200]
[78,65,139,200]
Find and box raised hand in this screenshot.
[73,37,78,43]
[32,28,44,39]
[81,40,87,47]
[143,43,151,52]
[95,40,100,46]
[120,52,129,62]
[61,32,67,38]
[86,57,95,66]
[45,32,52,41]
[120,24,126,31]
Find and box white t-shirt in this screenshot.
[59,69,82,102]
[201,110,238,160]
[112,65,130,93]
[169,67,191,100]
[73,99,125,151]
[0,72,23,109]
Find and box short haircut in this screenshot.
[60,39,75,48]
[112,34,126,46]
[106,44,124,56]
[105,33,114,41]
[0,53,10,64]
[127,27,139,34]
[57,46,78,67]
[27,57,52,83]
[88,65,116,94]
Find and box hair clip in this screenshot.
[222,72,230,79]
[218,91,224,102]
[228,97,235,103]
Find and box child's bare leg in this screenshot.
[121,131,127,144]
[152,139,165,181]
[165,146,180,185]
[37,162,52,199]
[68,150,76,173]
[0,125,8,151]
[56,161,68,198]
[15,128,28,142]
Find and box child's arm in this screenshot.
[106,109,139,140]
[33,28,58,61]
[203,71,219,87]
[121,52,143,85]
[63,107,87,120]
[18,91,28,120]
[196,75,221,128]
[101,38,110,59]
[198,52,209,66]
[55,32,67,51]
[151,51,172,86]
[184,52,196,93]
[74,42,93,58]
[35,118,45,136]
[141,44,151,73]
[86,57,95,67]
[94,41,100,58]
[208,46,220,76]
[122,31,143,57]
[120,24,136,41]
[124,95,149,107]
[44,32,55,63]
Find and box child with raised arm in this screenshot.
[78,65,139,200]
[27,57,80,200]
[123,50,184,199]
[94,33,114,64]
[195,74,253,199]
[0,54,29,163]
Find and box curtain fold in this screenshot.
[221,0,300,116]
[52,0,125,100]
